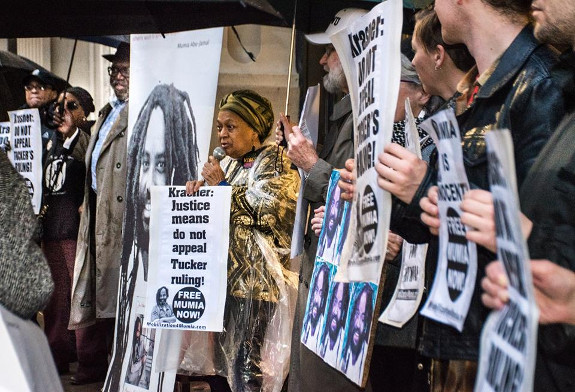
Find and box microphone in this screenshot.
[212,146,226,161]
[200,147,227,184]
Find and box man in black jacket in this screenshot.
[461,0,575,390]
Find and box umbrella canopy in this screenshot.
[0,51,68,121]
[0,0,286,38]
[268,0,433,35]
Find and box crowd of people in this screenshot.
[0,0,574,390]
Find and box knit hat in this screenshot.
[65,87,95,116]
[219,89,274,141]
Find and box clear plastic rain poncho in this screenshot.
[179,144,300,392]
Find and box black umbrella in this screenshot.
[0,0,286,38]
[0,51,68,121]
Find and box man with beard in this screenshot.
[123,83,199,282]
[107,83,198,386]
[302,263,330,350]
[69,42,130,385]
[319,282,350,366]
[318,185,344,262]
[341,284,374,384]
[276,8,369,392]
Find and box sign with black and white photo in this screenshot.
[302,171,379,387]
[7,109,42,214]
[144,185,230,330]
[379,100,427,327]
[475,130,538,392]
[419,108,477,332]
[105,28,223,392]
[331,0,403,283]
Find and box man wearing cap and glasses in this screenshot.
[21,69,64,155]
[68,41,130,385]
[274,8,374,392]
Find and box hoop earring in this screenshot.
[434,65,442,71]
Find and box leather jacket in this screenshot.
[395,25,567,361]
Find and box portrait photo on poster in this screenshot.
[301,262,336,352]
[125,314,156,389]
[340,282,376,384]
[317,170,351,266]
[319,280,351,367]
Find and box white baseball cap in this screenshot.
[305,8,369,45]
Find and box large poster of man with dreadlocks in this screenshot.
[104,28,223,392]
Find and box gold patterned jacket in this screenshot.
[220,144,299,302]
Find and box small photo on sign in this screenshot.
[317,170,350,266]
[340,282,376,384]
[150,286,177,323]
[301,262,337,352]
[318,280,351,368]
[125,314,155,388]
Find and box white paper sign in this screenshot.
[302,171,378,387]
[145,185,230,331]
[475,130,539,392]
[419,108,477,332]
[291,84,321,259]
[7,109,42,214]
[333,0,403,283]
[106,28,222,392]
[379,100,427,327]
[0,305,63,392]
[0,121,10,150]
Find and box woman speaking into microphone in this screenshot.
[185,89,299,391]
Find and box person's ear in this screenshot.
[435,45,446,71]
[418,87,431,107]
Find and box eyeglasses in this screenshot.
[24,83,51,92]
[107,66,130,77]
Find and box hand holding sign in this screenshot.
[376,143,429,204]
[460,189,497,253]
[311,206,325,236]
[286,125,318,172]
[338,158,355,202]
[420,185,440,236]
[483,259,575,325]
[185,180,204,195]
[385,231,403,261]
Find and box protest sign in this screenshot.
[419,108,477,332]
[145,185,230,330]
[475,130,539,392]
[379,100,427,327]
[332,0,403,283]
[105,28,222,392]
[0,121,9,150]
[302,171,379,387]
[0,304,63,392]
[7,109,42,214]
